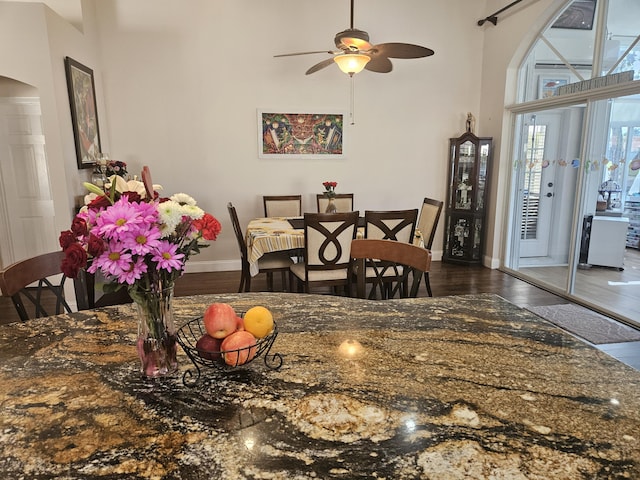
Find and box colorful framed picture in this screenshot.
[538,76,570,99]
[258,110,345,159]
[65,57,101,169]
[551,0,597,30]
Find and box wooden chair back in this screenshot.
[291,211,359,293]
[416,197,444,249]
[263,195,302,217]
[350,238,432,300]
[364,209,419,243]
[316,193,354,213]
[228,202,249,263]
[0,251,72,321]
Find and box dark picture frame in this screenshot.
[64,56,101,169]
[551,0,597,30]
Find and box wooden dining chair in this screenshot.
[263,195,302,217]
[414,197,443,296]
[364,209,419,244]
[0,251,73,321]
[316,193,354,213]
[289,211,359,294]
[349,238,432,300]
[228,202,294,293]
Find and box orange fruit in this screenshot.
[243,306,274,339]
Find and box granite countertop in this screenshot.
[1,293,639,479]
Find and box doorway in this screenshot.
[0,93,56,268]
[518,112,568,261]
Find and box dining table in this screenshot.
[246,216,424,276]
[1,292,640,479]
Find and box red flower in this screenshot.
[193,213,222,241]
[121,191,143,203]
[61,243,88,278]
[71,217,88,237]
[59,230,76,250]
[87,233,106,258]
[88,195,112,210]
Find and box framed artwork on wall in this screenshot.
[64,56,101,169]
[538,76,570,99]
[258,110,345,159]
[551,0,597,30]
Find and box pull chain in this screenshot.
[349,74,356,125]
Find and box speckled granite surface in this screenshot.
[1,293,639,479]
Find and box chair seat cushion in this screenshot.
[290,263,349,282]
[258,252,294,269]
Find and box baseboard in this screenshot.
[184,259,241,273]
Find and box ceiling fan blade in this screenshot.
[365,56,393,73]
[274,50,336,58]
[305,57,337,75]
[373,42,435,59]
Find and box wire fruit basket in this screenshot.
[176,315,283,386]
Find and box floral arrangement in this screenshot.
[59,167,221,300]
[322,181,337,198]
[106,160,128,178]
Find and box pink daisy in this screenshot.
[89,240,133,277]
[123,224,163,256]
[117,257,148,285]
[152,240,185,272]
[95,198,144,240]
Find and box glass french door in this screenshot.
[506,95,640,325]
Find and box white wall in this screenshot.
[0,2,91,254]
[0,0,569,273]
[94,0,487,270]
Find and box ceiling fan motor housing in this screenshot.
[334,29,370,51]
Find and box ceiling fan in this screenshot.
[274,0,435,76]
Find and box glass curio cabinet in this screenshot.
[442,130,492,264]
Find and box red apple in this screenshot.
[203,303,238,339]
[235,315,245,331]
[221,330,257,366]
[195,334,223,361]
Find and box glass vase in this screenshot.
[134,285,178,377]
[325,197,337,214]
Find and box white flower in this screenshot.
[181,204,204,220]
[107,176,163,199]
[157,200,183,236]
[171,193,196,206]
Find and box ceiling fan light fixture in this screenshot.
[334,53,370,76]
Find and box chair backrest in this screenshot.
[416,197,444,249]
[350,238,432,300]
[316,193,354,213]
[227,202,248,262]
[263,195,302,217]
[303,211,359,277]
[0,251,72,321]
[364,209,419,243]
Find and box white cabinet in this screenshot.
[587,216,630,269]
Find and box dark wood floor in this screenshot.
[2,262,639,369]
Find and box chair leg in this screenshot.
[238,271,245,293]
[281,271,288,292]
[245,273,252,292]
[288,271,299,293]
[266,272,274,292]
[424,272,433,297]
